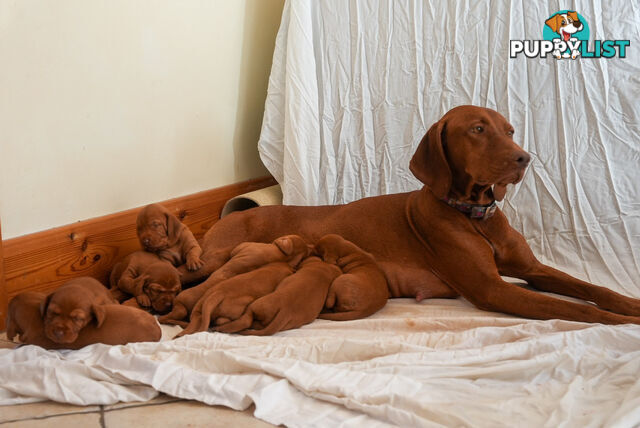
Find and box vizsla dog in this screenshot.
[7,291,161,349]
[182,105,640,325]
[110,251,181,313]
[41,277,118,344]
[314,234,389,321]
[216,256,342,335]
[176,262,296,337]
[137,203,203,271]
[159,234,311,326]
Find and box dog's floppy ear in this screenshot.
[545,14,562,33]
[165,211,183,242]
[92,304,107,328]
[567,11,579,22]
[39,293,53,317]
[273,236,294,255]
[409,120,452,199]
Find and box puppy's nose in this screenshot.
[515,151,531,167]
[54,329,65,339]
[143,238,151,246]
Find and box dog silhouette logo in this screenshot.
[543,10,590,59]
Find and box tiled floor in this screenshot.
[0,335,275,428]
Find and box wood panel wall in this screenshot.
[0,176,277,331]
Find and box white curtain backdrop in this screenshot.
[258,0,640,295]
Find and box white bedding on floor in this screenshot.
[3,298,640,427]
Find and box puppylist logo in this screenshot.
[510,10,630,59]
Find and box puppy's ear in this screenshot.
[40,294,53,317]
[273,236,294,255]
[92,304,107,328]
[545,14,561,33]
[409,120,452,199]
[492,184,507,201]
[567,11,579,22]
[165,212,183,242]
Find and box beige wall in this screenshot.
[0,0,284,239]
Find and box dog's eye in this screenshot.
[561,20,566,25]
[472,126,484,133]
[507,130,514,137]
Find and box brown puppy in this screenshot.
[176,262,295,337]
[158,234,312,325]
[110,251,181,314]
[41,277,118,344]
[7,291,161,349]
[136,203,203,271]
[216,256,342,335]
[314,234,389,321]
[179,105,640,325]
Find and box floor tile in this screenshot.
[0,411,101,427]
[0,401,100,424]
[104,400,275,427]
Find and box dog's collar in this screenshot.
[442,196,497,220]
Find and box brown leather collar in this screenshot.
[441,196,497,220]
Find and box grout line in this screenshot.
[0,410,101,425]
[101,398,184,414]
[99,405,106,428]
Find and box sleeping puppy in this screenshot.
[314,234,389,321]
[176,262,295,337]
[7,291,161,349]
[158,234,312,325]
[136,203,204,271]
[110,251,181,314]
[41,277,118,344]
[216,256,342,335]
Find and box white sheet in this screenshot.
[258,0,640,295]
[3,298,640,427]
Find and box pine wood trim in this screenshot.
[0,176,277,331]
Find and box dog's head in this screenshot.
[272,235,314,268]
[136,204,183,252]
[135,262,182,314]
[41,289,106,344]
[410,105,530,204]
[545,11,583,41]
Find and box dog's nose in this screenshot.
[143,238,150,246]
[515,151,531,167]
[54,329,65,339]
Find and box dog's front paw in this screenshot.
[136,294,152,307]
[186,255,204,271]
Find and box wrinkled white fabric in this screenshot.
[2,299,640,427]
[258,0,640,294]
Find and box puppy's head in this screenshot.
[41,291,106,344]
[136,204,183,252]
[313,234,346,264]
[273,235,313,268]
[545,11,583,41]
[136,262,182,314]
[410,105,530,203]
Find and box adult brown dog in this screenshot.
[181,105,640,324]
[110,251,181,313]
[159,234,311,326]
[7,291,161,349]
[41,277,118,344]
[137,203,204,271]
[216,256,342,335]
[315,234,389,321]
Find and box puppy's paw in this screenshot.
[136,294,152,307]
[186,255,204,271]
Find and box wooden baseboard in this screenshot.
[0,175,277,331]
